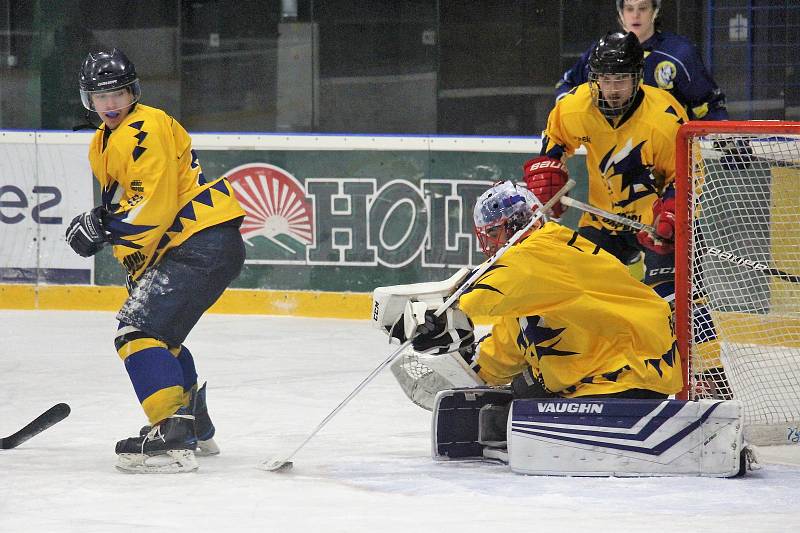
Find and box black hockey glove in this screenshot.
[65,206,109,257]
[390,308,474,356]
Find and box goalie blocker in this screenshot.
[432,389,752,478]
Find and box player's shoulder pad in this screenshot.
[554,83,593,113]
[514,221,565,257]
[650,31,697,61]
[116,105,176,162]
[641,85,686,114]
[125,104,173,133]
[531,221,571,245]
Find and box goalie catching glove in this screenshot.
[389,301,474,356]
[522,156,569,218]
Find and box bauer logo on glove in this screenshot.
[522,156,569,218]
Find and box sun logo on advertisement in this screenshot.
[226,163,314,254]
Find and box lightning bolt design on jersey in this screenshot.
[458,222,683,397]
[517,315,578,359]
[599,139,657,208]
[88,104,245,281]
[539,84,688,233]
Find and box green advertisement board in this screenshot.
[95,136,588,292]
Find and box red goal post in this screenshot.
[675,120,800,445]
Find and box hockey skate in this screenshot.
[137,382,219,456]
[116,409,198,474]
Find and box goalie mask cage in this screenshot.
[675,120,800,445]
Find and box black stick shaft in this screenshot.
[1,403,71,449]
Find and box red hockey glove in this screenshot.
[522,156,569,218]
[636,195,676,254]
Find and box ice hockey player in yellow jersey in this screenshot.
[394,181,682,399]
[527,31,730,400]
[65,49,246,473]
[86,104,244,282]
[525,30,687,303]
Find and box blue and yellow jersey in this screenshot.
[542,83,688,233]
[459,222,682,397]
[88,104,245,281]
[556,31,728,121]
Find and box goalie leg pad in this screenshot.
[508,398,746,477]
[431,387,513,460]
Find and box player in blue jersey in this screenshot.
[555,0,727,121]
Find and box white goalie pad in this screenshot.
[372,268,471,335]
[508,398,747,478]
[390,346,484,410]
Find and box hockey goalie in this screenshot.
[373,180,754,477]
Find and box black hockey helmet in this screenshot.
[588,31,644,118]
[79,49,141,111]
[589,31,644,75]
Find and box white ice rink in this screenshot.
[2,310,800,533]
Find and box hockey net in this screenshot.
[675,121,800,445]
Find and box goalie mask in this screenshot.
[588,31,644,119]
[473,180,541,257]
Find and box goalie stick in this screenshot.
[1,403,71,450]
[260,179,577,472]
[560,196,800,283]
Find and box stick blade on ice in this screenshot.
[1,403,71,450]
[260,458,294,472]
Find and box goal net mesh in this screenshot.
[676,122,800,445]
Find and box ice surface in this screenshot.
[1,310,799,533]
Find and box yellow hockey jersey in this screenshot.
[459,222,682,397]
[88,104,245,281]
[542,84,688,232]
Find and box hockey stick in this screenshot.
[559,196,655,234]
[1,403,71,450]
[560,196,800,283]
[260,179,577,472]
